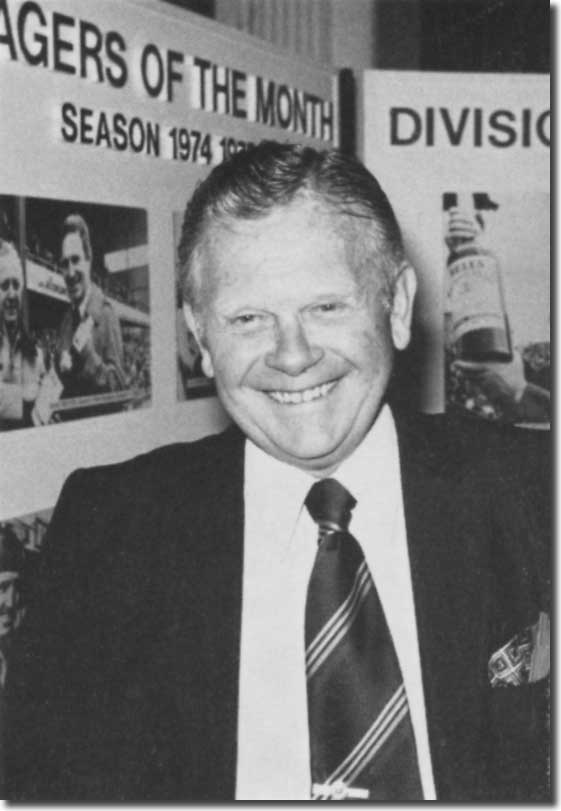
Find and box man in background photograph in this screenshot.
[0,241,45,430]
[56,214,125,408]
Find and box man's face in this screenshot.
[0,254,23,327]
[185,199,416,476]
[61,232,91,306]
[0,571,21,637]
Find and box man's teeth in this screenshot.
[268,381,335,404]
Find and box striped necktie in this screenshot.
[304,477,423,801]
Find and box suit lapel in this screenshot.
[395,412,490,800]
[161,428,246,800]
[195,428,245,799]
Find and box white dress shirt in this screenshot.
[236,405,437,800]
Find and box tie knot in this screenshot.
[305,478,356,534]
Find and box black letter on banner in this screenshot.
[212,65,229,113]
[440,107,469,146]
[390,108,421,145]
[129,118,145,153]
[521,108,531,147]
[141,44,164,97]
[425,107,434,146]
[536,110,550,146]
[0,0,17,60]
[255,76,275,126]
[60,102,78,142]
[488,110,516,147]
[80,107,94,144]
[146,121,160,156]
[293,90,307,134]
[105,31,127,88]
[18,1,47,67]
[276,84,292,129]
[96,112,111,148]
[193,56,211,109]
[113,113,128,150]
[473,108,483,147]
[53,12,76,75]
[166,49,183,102]
[79,20,103,82]
[232,69,247,118]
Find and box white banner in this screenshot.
[361,70,549,422]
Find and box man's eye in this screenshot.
[230,313,264,328]
[313,302,345,314]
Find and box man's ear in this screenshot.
[182,302,214,378]
[389,263,417,351]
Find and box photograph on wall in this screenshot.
[0,507,52,794]
[443,190,550,428]
[173,211,215,400]
[0,196,150,429]
[0,507,52,685]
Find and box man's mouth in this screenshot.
[267,380,337,405]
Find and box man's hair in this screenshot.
[61,214,92,261]
[177,140,405,308]
[0,524,25,573]
[0,239,22,275]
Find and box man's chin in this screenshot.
[265,436,349,474]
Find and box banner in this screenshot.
[361,70,549,427]
[0,0,338,521]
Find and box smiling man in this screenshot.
[0,240,45,429]
[56,213,125,404]
[5,143,549,802]
[183,192,414,476]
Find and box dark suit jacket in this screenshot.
[4,410,550,802]
[57,282,125,399]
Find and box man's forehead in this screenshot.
[207,202,359,270]
[0,252,23,282]
[61,232,85,254]
[205,202,383,282]
[0,571,19,586]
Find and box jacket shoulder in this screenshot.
[65,425,243,499]
[394,407,549,484]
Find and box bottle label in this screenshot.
[447,252,505,342]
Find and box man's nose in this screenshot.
[265,318,323,376]
[65,270,79,283]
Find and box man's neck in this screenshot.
[75,285,92,317]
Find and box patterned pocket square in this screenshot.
[488,612,550,687]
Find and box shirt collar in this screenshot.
[331,403,398,509]
[245,437,316,550]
